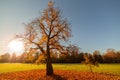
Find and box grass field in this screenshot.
[0,63,120,75]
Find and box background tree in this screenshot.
[93,50,103,63]
[16,1,71,75]
[0,53,10,63]
[10,53,17,63]
[78,52,84,63]
[64,44,80,63]
[103,49,117,63]
[116,51,120,63]
[83,53,99,72]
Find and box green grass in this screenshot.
[0,63,120,75]
[0,63,45,73]
[53,64,120,75]
[94,64,120,74]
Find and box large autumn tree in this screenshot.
[16,1,71,75]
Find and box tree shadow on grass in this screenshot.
[46,74,67,80]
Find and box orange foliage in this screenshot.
[0,70,119,80]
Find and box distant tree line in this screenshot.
[0,45,120,63]
[51,48,120,63]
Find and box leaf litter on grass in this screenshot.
[0,70,120,80]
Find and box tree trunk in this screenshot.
[46,44,54,76]
[90,65,93,72]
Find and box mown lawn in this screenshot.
[0,63,45,73]
[0,63,120,75]
[53,64,120,75]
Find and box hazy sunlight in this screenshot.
[8,40,24,55]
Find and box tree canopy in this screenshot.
[16,1,71,75]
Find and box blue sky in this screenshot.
[0,0,120,54]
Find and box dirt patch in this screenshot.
[0,70,120,80]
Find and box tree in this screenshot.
[10,53,17,63]
[78,52,84,63]
[16,1,71,75]
[35,54,45,64]
[93,50,103,63]
[103,49,117,63]
[0,53,10,63]
[83,53,99,72]
[116,51,120,63]
[65,44,80,63]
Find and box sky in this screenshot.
[0,0,120,54]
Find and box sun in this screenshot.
[8,40,24,56]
